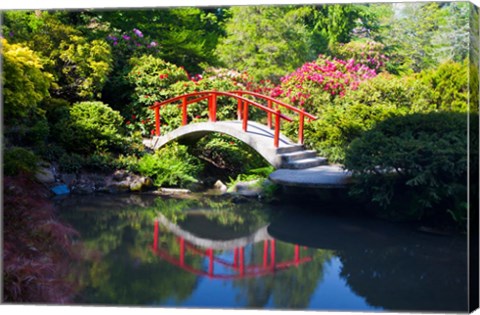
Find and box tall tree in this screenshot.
[215,6,316,82]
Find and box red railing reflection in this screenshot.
[151,220,313,279]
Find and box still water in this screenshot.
[57,193,468,312]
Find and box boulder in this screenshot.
[73,183,95,195]
[107,181,131,194]
[129,179,144,192]
[36,166,56,184]
[230,179,263,197]
[213,180,228,193]
[112,170,128,181]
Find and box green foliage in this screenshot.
[330,40,390,72]
[344,112,476,228]
[57,37,112,100]
[417,60,468,112]
[1,38,52,122]
[126,55,189,135]
[58,153,85,173]
[129,55,189,104]
[3,147,39,176]
[97,7,226,73]
[137,142,203,187]
[306,4,365,52]
[36,143,67,162]
[375,2,470,72]
[56,101,126,154]
[284,73,432,162]
[192,134,268,176]
[216,6,316,82]
[4,12,112,102]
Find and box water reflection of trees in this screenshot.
[59,194,274,305]
[336,239,468,312]
[267,208,468,312]
[59,195,201,305]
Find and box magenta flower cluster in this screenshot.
[271,56,377,107]
[106,28,158,50]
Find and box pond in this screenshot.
[56,193,468,312]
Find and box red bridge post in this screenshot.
[274,110,281,148]
[154,106,161,136]
[298,112,305,144]
[242,101,248,132]
[263,240,269,268]
[209,93,217,122]
[294,244,300,265]
[153,220,159,249]
[182,96,188,125]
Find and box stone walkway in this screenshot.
[269,165,353,188]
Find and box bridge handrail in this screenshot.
[230,90,317,144]
[149,90,315,147]
[230,90,317,120]
[150,91,292,121]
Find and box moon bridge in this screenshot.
[146,90,328,169]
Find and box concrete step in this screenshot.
[282,157,328,169]
[275,144,305,154]
[279,150,318,162]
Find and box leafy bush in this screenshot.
[283,73,433,162]
[56,101,126,154]
[10,13,113,102]
[58,153,85,173]
[344,112,476,228]
[4,147,39,176]
[1,38,52,123]
[417,60,468,112]
[126,55,190,135]
[137,142,203,187]
[331,40,390,72]
[191,134,269,177]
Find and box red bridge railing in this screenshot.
[150,91,317,148]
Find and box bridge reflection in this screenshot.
[151,214,313,279]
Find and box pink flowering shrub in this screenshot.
[331,41,389,72]
[271,55,377,114]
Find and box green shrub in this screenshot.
[417,60,468,112]
[330,40,390,72]
[58,153,84,173]
[56,101,126,154]
[137,142,203,187]
[3,147,39,176]
[192,134,268,176]
[83,152,117,173]
[344,112,476,228]
[1,38,52,123]
[283,73,436,163]
[36,143,66,162]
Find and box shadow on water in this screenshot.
[57,193,468,312]
[267,204,468,312]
